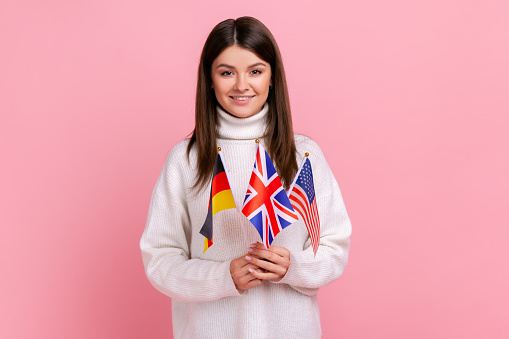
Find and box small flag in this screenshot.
[288,155,320,256]
[200,149,236,253]
[242,141,299,248]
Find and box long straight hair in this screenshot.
[187,17,297,191]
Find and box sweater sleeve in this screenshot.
[140,144,241,302]
[274,138,352,296]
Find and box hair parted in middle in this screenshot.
[187,16,298,191]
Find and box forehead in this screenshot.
[212,45,268,68]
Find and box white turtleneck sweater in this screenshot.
[140,104,352,339]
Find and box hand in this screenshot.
[244,242,291,281]
[229,255,263,291]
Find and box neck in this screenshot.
[216,103,269,140]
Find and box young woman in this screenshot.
[140,17,352,338]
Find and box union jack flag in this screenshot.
[242,143,299,248]
[288,156,320,256]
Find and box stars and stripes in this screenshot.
[242,142,299,248]
[288,156,320,256]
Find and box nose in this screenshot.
[234,74,249,91]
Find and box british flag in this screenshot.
[242,143,299,248]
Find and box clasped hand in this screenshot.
[229,242,290,291]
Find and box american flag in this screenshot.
[288,157,320,256]
[242,143,299,248]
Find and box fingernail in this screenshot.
[247,248,253,253]
[248,268,254,273]
[245,256,251,261]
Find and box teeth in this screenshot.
[232,96,252,101]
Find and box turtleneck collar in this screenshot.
[216,103,269,140]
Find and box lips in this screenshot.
[230,95,255,101]
[229,95,255,106]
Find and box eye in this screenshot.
[221,71,233,76]
[250,70,262,75]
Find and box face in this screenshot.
[211,45,272,118]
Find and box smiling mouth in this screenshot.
[230,96,255,101]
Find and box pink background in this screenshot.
[1,0,508,338]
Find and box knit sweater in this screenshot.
[140,104,352,339]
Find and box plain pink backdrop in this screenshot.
[1,1,508,338]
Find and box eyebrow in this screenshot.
[216,62,267,69]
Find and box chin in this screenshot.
[223,105,260,119]
[231,111,256,118]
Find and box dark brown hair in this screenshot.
[187,16,297,190]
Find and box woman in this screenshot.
[140,16,351,338]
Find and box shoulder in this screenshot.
[153,139,195,202]
[159,139,195,180]
[162,139,196,168]
[294,134,326,162]
[294,133,321,149]
[293,134,336,194]
[167,139,191,159]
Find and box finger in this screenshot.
[245,255,287,276]
[232,266,263,289]
[249,242,266,250]
[250,242,289,254]
[231,255,257,270]
[235,277,262,291]
[238,263,264,280]
[249,242,286,258]
[248,267,281,281]
[244,278,262,289]
[248,247,287,267]
[244,262,263,274]
[231,257,258,276]
[267,245,290,258]
[238,265,264,287]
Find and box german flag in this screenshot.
[199,151,236,253]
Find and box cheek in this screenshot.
[212,84,232,106]
[212,88,225,106]
[256,78,271,95]
[212,79,231,97]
